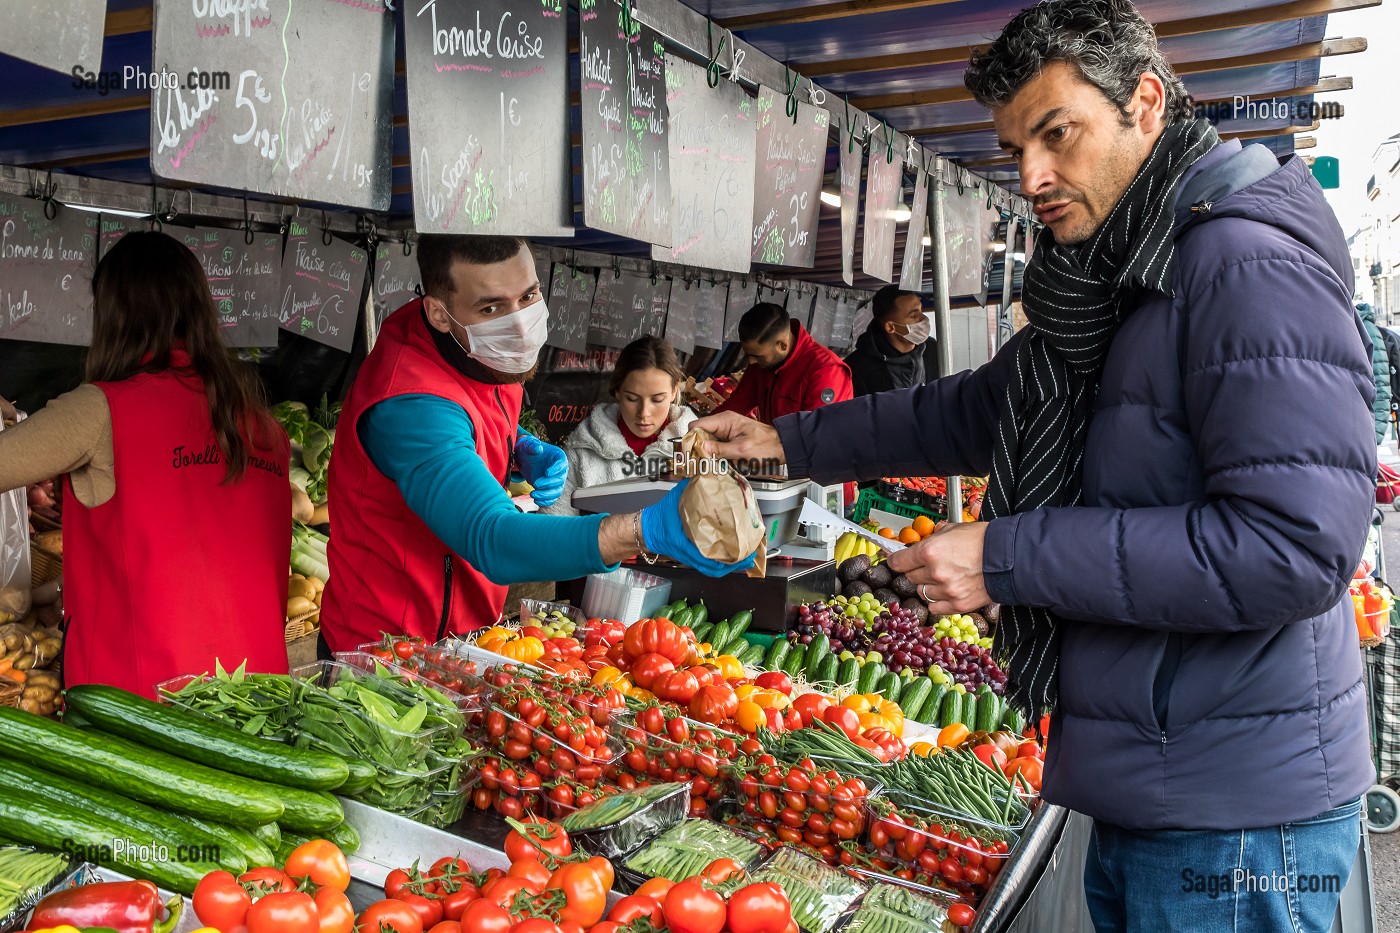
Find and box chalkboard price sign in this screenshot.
[646,278,671,340]
[172,225,279,348]
[787,288,815,329]
[150,0,395,210]
[809,289,837,346]
[899,165,930,291]
[404,0,573,236]
[664,278,699,355]
[278,221,367,353]
[373,244,422,329]
[651,57,756,275]
[862,134,902,284]
[724,277,758,343]
[693,279,728,350]
[839,136,861,287]
[750,86,829,269]
[580,0,671,246]
[0,201,98,346]
[588,270,647,349]
[227,231,284,347]
[547,264,596,354]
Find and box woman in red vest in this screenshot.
[0,231,291,698]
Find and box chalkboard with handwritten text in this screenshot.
[693,279,728,350]
[724,277,758,343]
[809,290,836,346]
[547,264,596,354]
[404,0,572,236]
[750,86,828,269]
[899,165,930,291]
[173,225,281,348]
[831,293,860,352]
[580,0,670,246]
[373,243,422,329]
[862,135,902,284]
[278,221,367,352]
[645,277,671,340]
[0,201,98,346]
[664,279,699,355]
[651,57,756,275]
[588,270,648,349]
[787,289,814,330]
[149,0,394,210]
[839,137,861,287]
[98,215,135,258]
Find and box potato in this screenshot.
[309,576,325,594]
[287,596,316,618]
[13,654,35,672]
[289,578,317,601]
[22,685,56,704]
[0,586,31,625]
[32,531,62,556]
[25,670,58,688]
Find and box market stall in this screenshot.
[0,0,1367,930]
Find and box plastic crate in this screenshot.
[852,488,942,525]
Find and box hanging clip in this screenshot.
[844,97,856,153]
[322,211,333,246]
[706,21,728,88]
[986,185,995,210]
[955,168,966,197]
[883,119,894,164]
[784,65,799,123]
[620,0,636,37]
[148,188,163,231]
[806,79,826,108]
[242,197,255,245]
[403,235,413,256]
[612,255,622,279]
[650,260,659,285]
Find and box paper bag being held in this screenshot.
[672,429,767,578]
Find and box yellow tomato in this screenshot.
[499,636,545,663]
[937,723,971,748]
[593,666,633,692]
[713,655,746,679]
[735,699,766,733]
[734,683,759,701]
[751,688,791,710]
[909,741,938,756]
[842,693,904,733]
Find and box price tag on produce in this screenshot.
[797,498,906,552]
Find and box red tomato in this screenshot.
[725,883,792,933]
[652,669,701,703]
[427,925,463,933]
[513,921,563,933]
[316,889,356,933]
[458,899,513,933]
[193,870,251,932]
[630,653,677,690]
[608,895,664,926]
[689,685,739,724]
[662,880,727,933]
[394,893,445,929]
[239,867,294,894]
[1017,741,1044,760]
[754,671,793,695]
[821,705,862,740]
[247,891,319,933]
[972,744,1009,772]
[947,904,977,927]
[791,693,833,728]
[285,840,351,893]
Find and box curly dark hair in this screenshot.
[964,0,1193,124]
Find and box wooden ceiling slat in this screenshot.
[0,95,148,129]
[26,147,150,169]
[716,0,960,32]
[104,6,153,36]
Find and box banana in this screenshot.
[837,533,857,563]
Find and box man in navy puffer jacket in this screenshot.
[698,2,1375,929]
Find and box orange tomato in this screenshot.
[937,723,971,748]
[735,700,766,733]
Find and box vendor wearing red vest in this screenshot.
[0,232,291,698]
[712,304,853,424]
[322,236,753,653]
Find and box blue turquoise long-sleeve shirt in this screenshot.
[360,394,617,585]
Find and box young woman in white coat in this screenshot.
[542,336,696,516]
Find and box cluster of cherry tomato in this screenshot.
[362,635,489,701]
[733,758,876,865]
[609,703,751,817]
[192,840,355,933]
[866,803,1011,902]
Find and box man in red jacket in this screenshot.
[712,303,852,424]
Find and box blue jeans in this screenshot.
[1084,798,1361,933]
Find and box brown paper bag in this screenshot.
[672,429,768,578]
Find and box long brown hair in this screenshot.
[608,336,684,396]
[87,231,277,483]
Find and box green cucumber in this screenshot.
[960,692,978,729]
[0,759,244,874]
[917,683,948,725]
[339,758,376,795]
[328,820,361,854]
[272,787,344,834]
[691,603,709,628]
[672,607,695,630]
[765,639,791,672]
[0,706,284,827]
[784,643,807,678]
[180,815,276,872]
[855,661,883,695]
[250,820,282,849]
[739,643,766,666]
[709,622,731,653]
[836,658,861,689]
[692,622,714,643]
[804,635,830,678]
[974,686,999,734]
[0,784,206,893]
[66,684,351,791]
[661,599,688,620]
[1003,706,1027,734]
[727,611,752,639]
[813,654,839,686]
[937,691,961,728]
[877,672,903,705]
[898,678,932,723]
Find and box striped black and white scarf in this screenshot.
[987,119,1220,723]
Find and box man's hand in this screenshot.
[692,412,785,464]
[515,434,568,508]
[885,522,990,615]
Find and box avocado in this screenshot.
[873,588,898,606]
[900,597,930,623]
[863,563,893,588]
[846,581,874,599]
[891,574,917,598]
[833,577,844,596]
[839,554,872,583]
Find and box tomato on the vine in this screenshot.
[662,880,726,933]
[285,839,351,893]
[247,891,318,933]
[394,892,444,929]
[504,816,573,862]
[548,861,609,927]
[239,866,294,895]
[725,883,791,933]
[357,899,426,933]
[315,888,356,933]
[608,895,665,926]
[458,898,512,933]
[193,870,252,932]
[947,904,977,928]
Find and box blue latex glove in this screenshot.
[640,479,758,578]
[515,433,568,507]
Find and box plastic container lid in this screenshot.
[336,651,489,712]
[484,703,625,776]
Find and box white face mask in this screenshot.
[896,312,933,346]
[446,297,550,373]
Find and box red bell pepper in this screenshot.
[26,880,183,933]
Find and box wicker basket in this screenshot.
[0,681,20,709]
[285,611,321,643]
[30,545,61,589]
